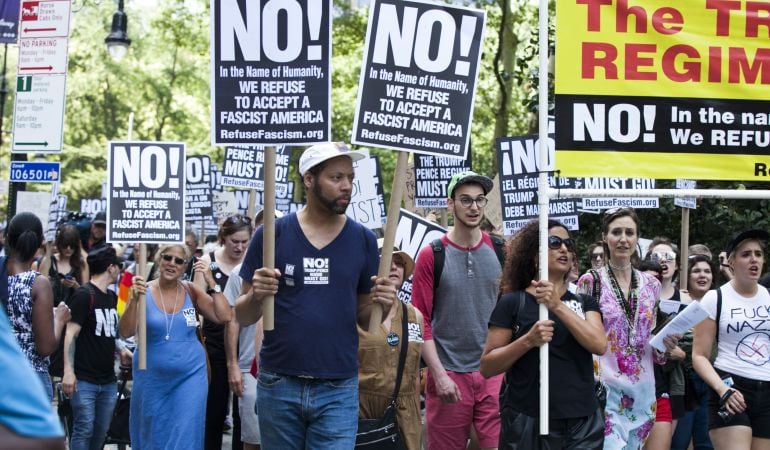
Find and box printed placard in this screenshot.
[185,155,213,220]
[674,179,697,209]
[579,177,659,211]
[413,154,471,208]
[555,1,770,180]
[351,0,485,158]
[221,145,290,195]
[211,0,331,145]
[346,150,383,230]
[107,141,186,244]
[394,209,446,303]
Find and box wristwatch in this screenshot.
[206,284,221,295]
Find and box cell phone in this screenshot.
[64,274,73,281]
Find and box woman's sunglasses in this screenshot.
[161,254,186,265]
[548,236,576,251]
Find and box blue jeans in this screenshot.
[69,380,117,450]
[37,371,53,403]
[672,371,713,450]
[256,370,358,449]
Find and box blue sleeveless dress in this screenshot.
[129,288,208,449]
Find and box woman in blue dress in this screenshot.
[119,243,232,449]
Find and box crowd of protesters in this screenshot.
[1,143,769,450]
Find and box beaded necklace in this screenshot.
[606,265,640,353]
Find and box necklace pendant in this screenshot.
[165,334,170,341]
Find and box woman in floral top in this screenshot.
[578,208,678,449]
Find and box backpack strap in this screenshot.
[430,238,445,292]
[512,291,527,339]
[489,234,506,267]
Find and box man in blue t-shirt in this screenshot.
[236,142,397,449]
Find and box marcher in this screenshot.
[411,170,503,450]
[587,241,605,270]
[692,229,770,450]
[83,212,107,253]
[62,246,132,450]
[358,241,423,450]
[671,253,715,450]
[235,142,397,449]
[576,208,678,449]
[481,220,607,449]
[644,238,688,450]
[199,214,253,450]
[119,244,231,449]
[5,212,70,401]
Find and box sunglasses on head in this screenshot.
[225,215,251,226]
[652,252,676,263]
[161,254,186,265]
[548,235,576,251]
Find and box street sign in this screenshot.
[19,0,71,38]
[18,37,69,74]
[9,161,60,182]
[12,74,67,152]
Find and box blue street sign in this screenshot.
[10,161,60,182]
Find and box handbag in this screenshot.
[355,302,408,449]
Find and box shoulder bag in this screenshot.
[355,302,408,449]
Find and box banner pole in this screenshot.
[247,189,257,220]
[262,146,277,330]
[137,244,147,370]
[368,150,408,333]
[680,208,690,290]
[537,0,550,435]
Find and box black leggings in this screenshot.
[204,346,229,450]
[498,407,604,450]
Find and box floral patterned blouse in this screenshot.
[6,270,48,373]
[578,267,663,450]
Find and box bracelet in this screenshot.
[720,388,735,405]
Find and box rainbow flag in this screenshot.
[117,271,134,316]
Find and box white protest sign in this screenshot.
[17,190,52,231]
[80,198,106,215]
[674,179,697,209]
[352,0,486,158]
[579,177,659,211]
[394,209,446,303]
[213,191,239,224]
[346,150,383,229]
[211,0,331,145]
[107,141,186,244]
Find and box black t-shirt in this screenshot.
[202,252,229,356]
[70,283,118,384]
[654,289,682,396]
[489,290,600,419]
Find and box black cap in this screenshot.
[93,211,106,225]
[87,246,123,274]
[724,229,769,256]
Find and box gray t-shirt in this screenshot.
[225,263,257,372]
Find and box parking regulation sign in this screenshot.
[10,161,60,182]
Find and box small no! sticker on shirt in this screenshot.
[183,308,198,327]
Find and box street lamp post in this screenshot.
[105,0,131,60]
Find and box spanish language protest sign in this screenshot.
[555,1,770,180]
[185,156,213,221]
[414,153,471,208]
[221,145,290,195]
[107,141,185,244]
[351,0,485,159]
[211,0,331,145]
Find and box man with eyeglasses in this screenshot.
[412,170,504,450]
[234,142,397,449]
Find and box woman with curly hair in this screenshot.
[481,219,607,449]
[577,208,679,449]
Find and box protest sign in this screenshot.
[351,0,485,158]
[371,155,387,225]
[17,190,51,232]
[221,145,290,195]
[107,142,186,244]
[211,164,222,192]
[346,150,383,229]
[555,1,770,180]
[414,153,471,208]
[578,177,659,211]
[675,179,697,209]
[80,198,106,216]
[211,0,331,145]
[496,129,578,235]
[185,155,213,220]
[394,209,446,302]
[213,191,239,223]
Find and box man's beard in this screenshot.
[312,182,349,215]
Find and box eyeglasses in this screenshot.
[225,215,252,226]
[548,235,576,251]
[458,196,488,208]
[161,254,186,265]
[591,252,604,260]
[651,252,676,263]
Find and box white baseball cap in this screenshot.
[298,142,366,176]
